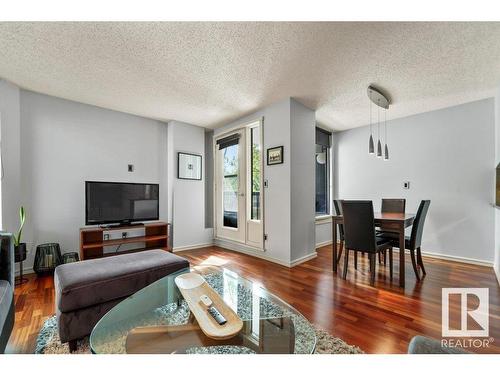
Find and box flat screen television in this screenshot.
[85,181,159,225]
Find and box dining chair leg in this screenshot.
[342,248,349,280]
[378,252,382,264]
[410,249,420,281]
[354,250,358,270]
[417,247,426,275]
[369,253,376,286]
[336,241,344,263]
[383,249,387,266]
[389,248,393,280]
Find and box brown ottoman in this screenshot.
[54,250,189,351]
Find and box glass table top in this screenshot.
[90,267,316,354]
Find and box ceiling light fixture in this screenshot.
[384,109,389,161]
[367,85,390,161]
[369,99,374,154]
[377,101,382,158]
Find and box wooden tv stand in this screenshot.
[79,222,171,260]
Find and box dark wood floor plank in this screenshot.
[5,245,500,354]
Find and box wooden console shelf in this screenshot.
[79,222,171,260]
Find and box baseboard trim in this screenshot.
[315,240,332,249]
[389,246,492,267]
[15,266,34,276]
[173,242,214,252]
[214,238,317,268]
[418,250,493,267]
[330,241,494,267]
[214,238,292,267]
[290,252,318,267]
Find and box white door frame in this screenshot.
[213,118,264,250]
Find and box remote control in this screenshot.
[207,306,227,325]
[200,294,213,307]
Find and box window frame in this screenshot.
[315,127,333,219]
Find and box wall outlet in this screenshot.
[122,232,127,239]
[103,234,110,241]
[403,181,410,189]
[128,164,134,172]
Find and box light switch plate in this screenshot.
[403,181,410,189]
[128,164,134,172]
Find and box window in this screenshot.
[316,127,331,216]
[223,143,239,228]
[250,126,261,220]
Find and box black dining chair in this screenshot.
[333,200,345,263]
[379,200,431,280]
[341,200,393,286]
[381,198,406,214]
[377,198,406,264]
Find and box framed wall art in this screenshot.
[267,146,284,165]
[178,152,202,180]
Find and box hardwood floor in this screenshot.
[6,245,500,354]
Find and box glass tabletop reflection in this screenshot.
[90,267,316,354]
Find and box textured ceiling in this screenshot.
[0,22,499,131]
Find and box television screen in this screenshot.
[85,181,159,225]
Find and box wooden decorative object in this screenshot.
[79,222,170,260]
[174,273,243,340]
[125,323,243,354]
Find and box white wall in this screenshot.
[19,90,169,269]
[167,120,213,250]
[204,129,214,228]
[495,89,500,282]
[315,221,332,247]
[335,99,496,264]
[0,80,21,238]
[214,98,292,264]
[214,98,316,266]
[290,99,316,263]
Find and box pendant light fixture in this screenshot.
[368,99,374,154]
[384,109,389,161]
[367,85,390,160]
[376,102,382,158]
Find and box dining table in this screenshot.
[331,212,416,288]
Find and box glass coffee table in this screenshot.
[90,267,316,354]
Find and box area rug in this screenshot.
[35,315,363,354]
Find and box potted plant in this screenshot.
[14,207,27,284]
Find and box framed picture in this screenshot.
[267,146,284,165]
[177,152,202,180]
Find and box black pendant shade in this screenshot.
[377,139,382,157]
